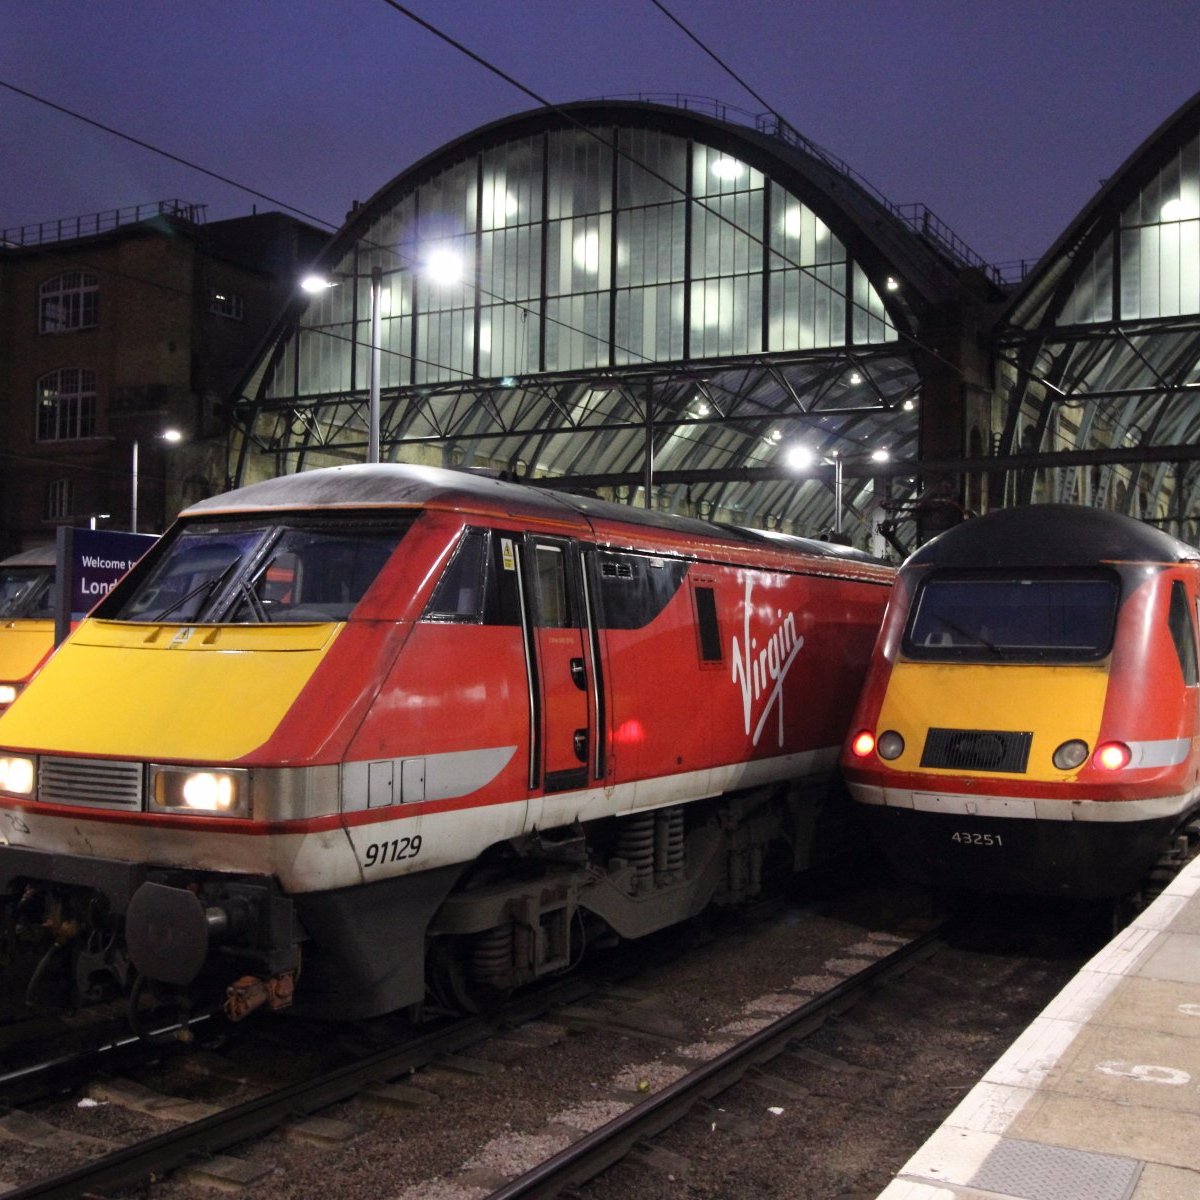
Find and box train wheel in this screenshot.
[426,934,511,1015]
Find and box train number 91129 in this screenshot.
[363,835,423,867]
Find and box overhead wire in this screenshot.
[0,10,926,503]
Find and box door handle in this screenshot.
[573,728,588,762]
[570,657,587,690]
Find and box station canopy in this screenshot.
[230,99,996,552]
[996,90,1200,542]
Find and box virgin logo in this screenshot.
[731,575,804,747]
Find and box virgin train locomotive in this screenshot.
[0,464,892,1022]
[0,546,56,713]
[843,504,1200,899]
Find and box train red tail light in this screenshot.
[850,730,876,758]
[1093,741,1132,771]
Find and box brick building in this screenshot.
[0,202,326,553]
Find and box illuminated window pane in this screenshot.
[36,368,96,441]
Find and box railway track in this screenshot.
[0,888,1098,1200]
[484,923,947,1199]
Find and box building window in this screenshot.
[39,272,99,333]
[209,289,244,320]
[36,368,97,441]
[46,478,73,521]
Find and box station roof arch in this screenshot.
[994,88,1200,539]
[230,99,998,552]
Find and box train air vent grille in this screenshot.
[39,757,144,810]
[920,728,1032,774]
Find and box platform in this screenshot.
[879,854,1200,1200]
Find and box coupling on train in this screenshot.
[843,504,1200,899]
[0,546,56,713]
[0,464,893,1023]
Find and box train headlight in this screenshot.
[1052,739,1090,771]
[0,684,18,707]
[151,766,249,817]
[0,755,36,796]
[876,730,905,761]
[849,730,876,758]
[1093,741,1132,771]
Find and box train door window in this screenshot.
[1167,580,1199,686]
[534,544,571,628]
[692,581,723,663]
[423,529,488,623]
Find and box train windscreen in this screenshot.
[904,570,1120,662]
[0,567,55,619]
[97,516,414,624]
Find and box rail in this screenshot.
[0,200,206,248]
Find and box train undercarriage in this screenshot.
[0,780,843,1028]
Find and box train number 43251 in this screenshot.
[951,831,1003,847]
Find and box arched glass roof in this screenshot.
[996,90,1200,541]
[231,100,993,552]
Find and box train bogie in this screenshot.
[0,465,891,1022]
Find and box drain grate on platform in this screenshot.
[969,1137,1141,1200]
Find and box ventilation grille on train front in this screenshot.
[39,757,144,810]
[920,728,1032,774]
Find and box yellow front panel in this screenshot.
[0,619,341,761]
[878,660,1109,779]
[0,620,55,682]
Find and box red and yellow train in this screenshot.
[843,504,1200,899]
[0,464,892,1021]
[0,546,56,713]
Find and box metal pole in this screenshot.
[644,390,654,509]
[131,439,139,533]
[833,453,843,536]
[369,265,382,464]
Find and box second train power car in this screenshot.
[0,464,892,1021]
[843,504,1200,899]
[0,546,57,713]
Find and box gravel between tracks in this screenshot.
[1,887,1097,1200]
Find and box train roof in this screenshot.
[183,463,887,566]
[907,504,1200,570]
[0,545,55,569]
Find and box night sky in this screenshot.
[2,0,1197,269]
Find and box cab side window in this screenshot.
[1167,579,1199,686]
[424,529,488,622]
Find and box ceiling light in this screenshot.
[425,247,464,285]
[711,156,744,181]
[785,445,814,470]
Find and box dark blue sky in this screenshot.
[2,0,1197,267]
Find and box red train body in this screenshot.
[843,504,1200,899]
[0,465,892,1020]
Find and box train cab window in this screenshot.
[424,529,488,623]
[905,570,1119,662]
[1167,580,1199,686]
[533,544,571,628]
[0,567,54,619]
[99,518,411,624]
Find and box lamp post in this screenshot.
[785,444,844,536]
[302,249,463,466]
[131,428,182,533]
[369,265,382,464]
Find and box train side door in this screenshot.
[524,537,591,792]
